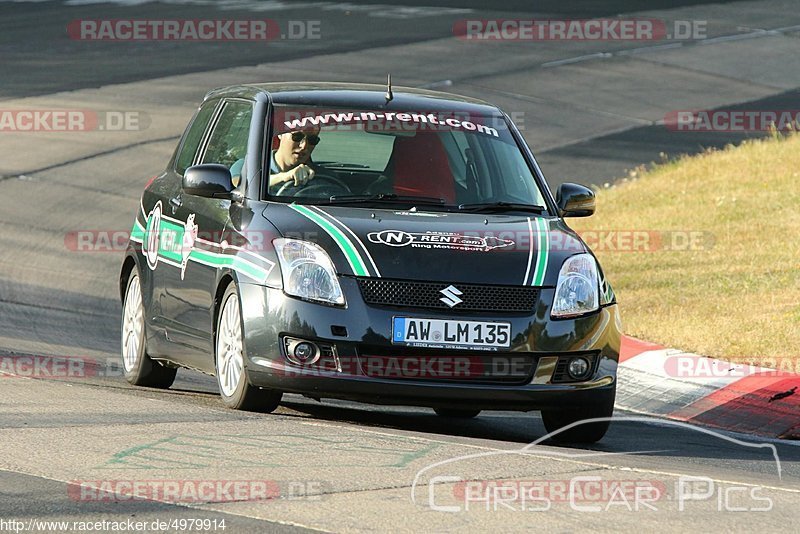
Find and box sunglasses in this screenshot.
[290,131,321,145]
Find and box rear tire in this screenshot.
[434,408,481,419]
[121,270,177,388]
[215,282,282,412]
[541,392,615,444]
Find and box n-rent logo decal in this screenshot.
[368,230,514,252]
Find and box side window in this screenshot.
[488,140,545,205]
[200,101,252,170]
[175,102,217,175]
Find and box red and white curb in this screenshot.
[616,336,800,440]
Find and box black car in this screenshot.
[120,82,621,443]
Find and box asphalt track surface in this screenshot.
[1,0,799,532]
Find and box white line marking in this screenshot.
[523,217,534,285]
[311,206,381,277]
[542,52,612,68]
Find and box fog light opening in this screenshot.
[285,338,321,366]
[294,342,316,362]
[567,357,590,380]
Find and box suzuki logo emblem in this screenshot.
[439,285,463,308]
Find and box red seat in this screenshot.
[389,134,456,203]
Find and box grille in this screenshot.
[356,278,538,313]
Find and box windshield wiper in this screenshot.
[327,193,446,205]
[458,202,546,214]
[320,162,370,169]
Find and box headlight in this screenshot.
[551,253,599,318]
[274,239,345,305]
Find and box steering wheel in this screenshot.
[275,173,352,197]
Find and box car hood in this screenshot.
[263,204,586,286]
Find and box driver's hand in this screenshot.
[287,164,315,187]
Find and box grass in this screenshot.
[568,133,800,362]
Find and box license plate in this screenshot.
[392,317,511,349]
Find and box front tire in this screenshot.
[540,391,615,444]
[121,270,177,388]
[215,282,282,412]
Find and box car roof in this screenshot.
[204,82,504,116]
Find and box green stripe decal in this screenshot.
[137,208,271,283]
[289,204,370,276]
[603,282,614,304]
[531,218,550,286]
[131,219,146,243]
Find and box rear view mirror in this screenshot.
[183,164,234,199]
[557,183,595,217]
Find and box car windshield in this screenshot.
[267,105,548,210]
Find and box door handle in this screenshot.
[169,196,182,212]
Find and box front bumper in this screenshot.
[238,278,621,411]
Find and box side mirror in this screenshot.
[183,164,234,199]
[556,182,595,217]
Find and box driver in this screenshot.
[268,126,321,193]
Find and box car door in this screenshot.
[146,98,221,363]
[159,99,253,370]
